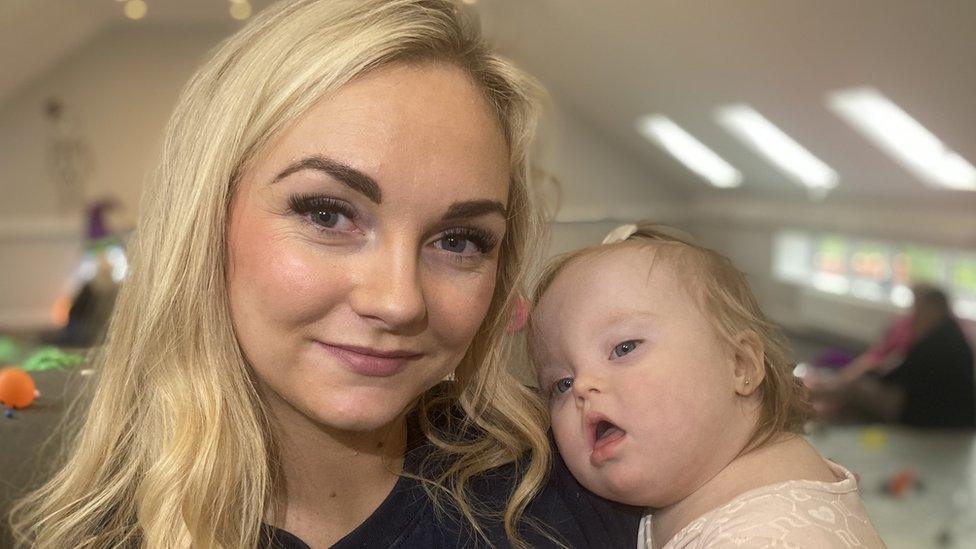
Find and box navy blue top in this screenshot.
[260,400,641,548]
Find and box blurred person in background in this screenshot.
[814,285,975,429]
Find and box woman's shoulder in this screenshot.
[425,438,641,548]
[261,400,640,548]
[414,384,643,547]
[527,439,644,547]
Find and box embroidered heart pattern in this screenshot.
[808,506,836,523]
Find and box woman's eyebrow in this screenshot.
[441,199,507,221]
[272,155,382,204]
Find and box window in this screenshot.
[773,230,974,320]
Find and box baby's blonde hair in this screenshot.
[529,222,811,451]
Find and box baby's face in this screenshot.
[532,245,749,507]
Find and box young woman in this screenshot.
[9,1,638,547]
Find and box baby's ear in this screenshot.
[731,330,765,396]
[506,294,531,333]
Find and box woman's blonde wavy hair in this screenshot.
[9,1,550,547]
[528,222,811,452]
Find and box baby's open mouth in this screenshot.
[595,420,621,441]
[592,419,626,450]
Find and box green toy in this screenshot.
[21,347,85,372]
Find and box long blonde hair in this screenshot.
[9,1,550,547]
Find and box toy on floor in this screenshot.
[860,426,888,450]
[0,367,37,409]
[881,467,923,498]
[22,346,84,371]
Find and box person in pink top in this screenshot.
[829,311,914,387]
[528,222,885,548]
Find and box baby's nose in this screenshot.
[571,375,602,402]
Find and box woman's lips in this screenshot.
[317,342,423,377]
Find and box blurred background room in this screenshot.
[1,1,975,547]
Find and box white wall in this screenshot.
[690,195,976,344]
[535,103,690,255]
[0,23,230,224]
[0,24,229,329]
[0,218,83,328]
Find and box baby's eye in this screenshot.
[610,340,642,359]
[552,377,574,395]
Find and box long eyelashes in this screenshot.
[439,226,498,255]
[286,193,499,257]
[287,194,356,226]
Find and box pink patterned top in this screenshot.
[639,461,886,548]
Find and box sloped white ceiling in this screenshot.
[478,0,976,206]
[0,0,275,105]
[4,0,975,207]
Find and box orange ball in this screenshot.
[0,367,36,409]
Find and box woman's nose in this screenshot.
[348,240,428,332]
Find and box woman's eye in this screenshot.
[309,209,353,230]
[610,340,641,359]
[433,228,497,257]
[288,194,357,232]
[438,233,476,254]
[553,377,574,395]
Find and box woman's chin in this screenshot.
[303,390,412,433]
[323,410,403,433]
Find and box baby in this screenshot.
[528,222,885,548]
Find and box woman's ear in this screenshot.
[731,330,765,396]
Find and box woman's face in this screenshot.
[227,62,510,433]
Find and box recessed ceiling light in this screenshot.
[828,87,976,191]
[717,105,838,191]
[635,115,742,188]
[230,0,252,20]
[123,0,147,20]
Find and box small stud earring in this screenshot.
[744,379,751,385]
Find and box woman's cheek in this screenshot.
[258,248,349,325]
[426,262,498,348]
